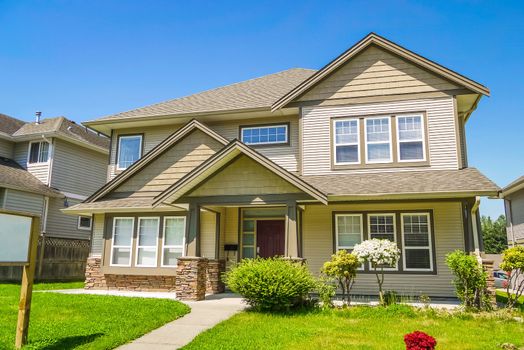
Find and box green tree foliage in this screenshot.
[481,215,508,254]
[322,250,360,304]
[500,246,524,308]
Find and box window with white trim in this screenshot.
[365,117,392,163]
[401,213,433,271]
[117,135,142,170]
[162,216,186,266]
[111,217,134,266]
[77,216,92,230]
[28,141,50,164]
[136,217,159,267]
[368,213,397,269]
[333,119,359,164]
[335,214,363,249]
[397,115,425,161]
[241,124,288,145]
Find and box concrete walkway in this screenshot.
[49,289,245,349]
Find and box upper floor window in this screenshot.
[28,141,50,164]
[397,115,425,162]
[117,135,142,170]
[365,117,392,163]
[240,124,288,146]
[334,119,359,164]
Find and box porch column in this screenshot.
[186,202,201,256]
[286,201,300,258]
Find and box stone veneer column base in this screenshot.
[85,257,106,289]
[175,257,208,301]
[206,259,226,294]
[482,259,497,307]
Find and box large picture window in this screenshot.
[28,141,50,164]
[397,115,425,161]
[368,213,397,270]
[136,217,159,267]
[110,217,134,266]
[335,214,363,250]
[162,216,186,267]
[333,119,359,164]
[117,135,142,170]
[401,213,433,271]
[365,117,392,163]
[240,124,288,146]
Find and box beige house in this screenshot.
[501,176,524,246]
[65,33,499,300]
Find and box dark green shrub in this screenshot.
[383,290,398,306]
[224,257,316,311]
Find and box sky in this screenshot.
[0,0,522,218]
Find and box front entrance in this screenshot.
[256,220,285,258]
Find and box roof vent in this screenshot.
[35,111,42,124]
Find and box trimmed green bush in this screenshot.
[224,257,316,311]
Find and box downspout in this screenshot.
[505,198,515,247]
[470,196,482,263]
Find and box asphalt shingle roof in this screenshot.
[0,157,62,197]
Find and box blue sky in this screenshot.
[1,1,522,218]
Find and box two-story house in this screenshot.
[65,33,499,299]
[0,113,109,279]
[501,176,524,246]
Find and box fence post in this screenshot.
[37,235,45,279]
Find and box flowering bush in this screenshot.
[353,239,400,304]
[404,331,437,350]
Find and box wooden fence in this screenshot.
[0,236,90,281]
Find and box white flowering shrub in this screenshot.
[353,239,401,305]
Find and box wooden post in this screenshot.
[15,216,40,349]
[37,235,45,279]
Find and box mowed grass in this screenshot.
[0,282,189,349]
[183,305,523,350]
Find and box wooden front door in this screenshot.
[256,220,285,258]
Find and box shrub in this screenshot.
[224,257,316,311]
[445,250,491,311]
[353,239,401,305]
[316,277,336,309]
[404,331,437,350]
[322,250,360,304]
[500,245,524,308]
[383,290,398,306]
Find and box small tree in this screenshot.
[322,250,360,304]
[445,250,490,310]
[353,239,400,305]
[481,215,508,254]
[500,246,524,308]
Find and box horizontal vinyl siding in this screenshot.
[223,207,239,269]
[0,138,14,158]
[50,139,107,196]
[200,210,217,259]
[3,189,44,215]
[46,197,90,240]
[13,141,50,184]
[302,201,464,298]
[508,191,524,242]
[90,214,105,256]
[301,97,458,175]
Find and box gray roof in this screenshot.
[12,117,109,149]
[502,176,524,194]
[0,114,25,135]
[91,68,316,122]
[301,168,500,197]
[0,157,62,197]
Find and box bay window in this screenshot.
[401,213,433,271]
[397,115,425,161]
[162,216,186,266]
[136,217,159,267]
[333,119,359,164]
[365,117,392,163]
[117,135,142,170]
[111,217,134,266]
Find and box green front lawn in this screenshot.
[183,305,523,350]
[496,290,524,311]
[0,283,189,349]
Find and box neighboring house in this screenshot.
[0,113,109,279]
[501,176,524,246]
[65,33,499,299]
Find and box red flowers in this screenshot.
[404,331,437,350]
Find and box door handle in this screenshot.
[256,246,260,255]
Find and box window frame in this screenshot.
[27,141,51,165]
[364,116,393,164]
[110,217,135,267]
[396,114,427,163]
[367,213,398,271]
[116,134,143,170]
[401,212,433,272]
[161,216,187,268]
[333,118,360,165]
[239,123,289,146]
[135,217,160,267]
[77,216,92,231]
[335,213,363,250]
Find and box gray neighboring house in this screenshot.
[0,113,109,279]
[501,176,524,246]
